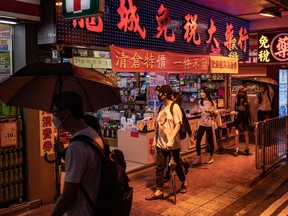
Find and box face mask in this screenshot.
[52,116,63,130]
[200,93,206,99]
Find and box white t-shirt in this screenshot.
[156,102,182,150]
[64,127,102,216]
[198,100,215,127]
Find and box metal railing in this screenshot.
[255,116,288,173]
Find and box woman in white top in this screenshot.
[255,83,274,121]
[193,87,215,165]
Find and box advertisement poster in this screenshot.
[0,51,11,75]
[0,40,8,50]
[279,69,287,116]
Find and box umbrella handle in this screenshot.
[44,153,56,164]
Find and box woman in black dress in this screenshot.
[234,87,254,156]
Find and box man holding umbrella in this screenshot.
[50,91,104,216]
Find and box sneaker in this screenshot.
[145,193,164,200]
[145,190,164,200]
[244,148,250,155]
[233,149,239,157]
[192,158,202,166]
[179,181,187,193]
[183,160,190,175]
[206,158,214,164]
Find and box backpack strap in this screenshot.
[169,101,175,116]
[69,135,106,215]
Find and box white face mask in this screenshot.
[200,93,206,99]
[52,116,63,130]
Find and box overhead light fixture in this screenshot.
[0,20,18,25]
[259,7,282,18]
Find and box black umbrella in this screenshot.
[0,62,122,202]
[0,62,121,112]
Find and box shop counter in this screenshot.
[117,130,157,164]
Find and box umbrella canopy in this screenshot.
[0,62,121,112]
[242,76,278,86]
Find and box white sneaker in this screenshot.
[206,158,214,164]
[192,158,202,165]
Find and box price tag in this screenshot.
[0,122,17,147]
[130,131,139,138]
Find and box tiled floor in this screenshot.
[15,141,262,216]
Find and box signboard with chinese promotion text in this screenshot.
[209,56,238,74]
[0,122,17,147]
[73,57,112,69]
[39,111,55,156]
[110,46,210,73]
[258,33,288,63]
[62,0,104,19]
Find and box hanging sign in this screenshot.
[110,46,210,73]
[73,57,112,69]
[62,0,104,19]
[210,56,238,74]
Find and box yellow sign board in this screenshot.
[210,56,238,74]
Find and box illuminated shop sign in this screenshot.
[110,46,238,74]
[258,33,288,63]
[54,0,249,60]
[62,0,104,19]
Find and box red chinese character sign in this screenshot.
[117,0,146,39]
[40,111,54,156]
[110,46,210,73]
[258,33,288,63]
[55,0,250,60]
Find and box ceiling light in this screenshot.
[259,7,282,18]
[0,20,18,25]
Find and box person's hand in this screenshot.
[150,141,156,155]
[166,140,173,149]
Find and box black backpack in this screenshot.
[158,102,188,140]
[70,135,133,216]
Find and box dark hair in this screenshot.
[83,114,102,135]
[172,92,182,106]
[200,87,213,106]
[52,91,84,118]
[258,83,270,104]
[236,90,248,109]
[158,85,173,100]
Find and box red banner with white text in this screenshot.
[110,46,210,73]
